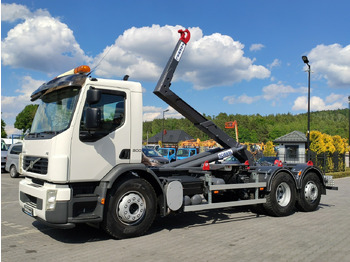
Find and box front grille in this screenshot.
[20,192,43,210]
[23,156,48,174]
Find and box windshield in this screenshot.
[176,149,189,157]
[142,148,162,157]
[30,87,81,134]
[158,149,169,156]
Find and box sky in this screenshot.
[1,0,350,137]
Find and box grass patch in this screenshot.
[326,167,350,179]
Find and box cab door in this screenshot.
[69,86,131,182]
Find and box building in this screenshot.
[147,130,193,147]
[273,131,307,163]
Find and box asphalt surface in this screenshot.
[1,171,349,262]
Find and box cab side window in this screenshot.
[80,90,126,142]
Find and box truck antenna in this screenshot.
[89,44,113,76]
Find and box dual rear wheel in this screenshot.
[263,172,321,217]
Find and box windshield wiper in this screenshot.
[27,131,60,138]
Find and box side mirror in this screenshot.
[86,88,101,105]
[85,107,101,130]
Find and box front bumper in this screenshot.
[19,178,71,224]
[324,175,338,190]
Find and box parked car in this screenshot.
[142,147,169,166]
[158,148,176,162]
[1,139,8,171]
[257,156,280,166]
[144,144,160,151]
[176,148,197,160]
[222,155,241,165]
[5,142,23,178]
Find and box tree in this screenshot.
[14,105,38,134]
[1,118,7,138]
[309,131,325,154]
[263,141,276,156]
[332,135,346,154]
[323,134,336,154]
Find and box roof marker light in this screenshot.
[74,65,91,74]
[56,65,91,78]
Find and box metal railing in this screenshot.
[258,152,345,173]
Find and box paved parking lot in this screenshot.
[2,172,350,262]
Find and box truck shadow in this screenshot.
[150,206,262,233]
[32,206,262,244]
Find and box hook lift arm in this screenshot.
[153,29,252,163]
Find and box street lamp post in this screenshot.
[302,56,311,161]
[161,109,169,146]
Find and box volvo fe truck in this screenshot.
[19,29,337,239]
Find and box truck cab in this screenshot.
[158,147,176,162]
[176,148,197,160]
[19,67,145,225]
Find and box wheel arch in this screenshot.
[101,164,165,213]
[299,167,326,195]
[266,168,297,192]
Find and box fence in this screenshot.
[260,151,345,173]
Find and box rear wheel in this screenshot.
[264,172,296,216]
[9,165,19,178]
[103,177,157,239]
[296,173,321,212]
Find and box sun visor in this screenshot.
[31,74,88,102]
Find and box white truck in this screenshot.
[19,29,337,239]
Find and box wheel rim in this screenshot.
[304,181,318,203]
[117,192,146,225]
[10,166,16,177]
[275,182,291,207]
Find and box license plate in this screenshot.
[23,204,34,217]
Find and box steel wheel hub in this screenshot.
[304,181,318,202]
[117,192,146,224]
[276,182,291,207]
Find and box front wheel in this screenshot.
[9,165,19,178]
[264,172,296,217]
[296,173,321,212]
[103,177,157,239]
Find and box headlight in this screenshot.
[150,158,159,164]
[46,190,57,211]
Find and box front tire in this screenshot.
[296,173,321,212]
[9,165,19,178]
[103,177,157,239]
[264,172,296,217]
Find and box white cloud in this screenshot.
[250,43,265,52]
[143,106,182,121]
[94,25,270,90]
[307,43,350,88]
[325,93,346,104]
[223,94,260,105]
[292,95,346,111]
[1,76,44,135]
[268,59,281,69]
[1,76,42,116]
[223,82,308,106]
[1,3,32,22]
[262,83,306,100]
[2,13,91,74]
